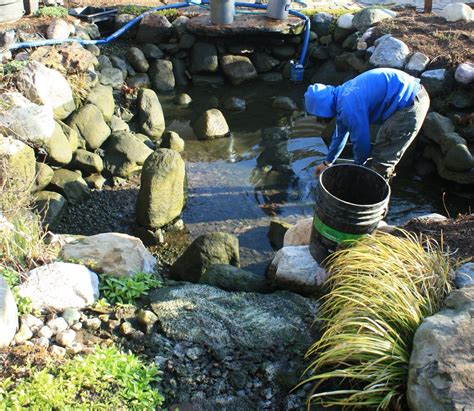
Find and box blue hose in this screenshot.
[9,1,311,66]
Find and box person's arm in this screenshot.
[326,121,349,164]
[346,114,371,165]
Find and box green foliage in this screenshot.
[0,345,164,409]
[2,60,28,75]
[118,5,179,19]
[37,6,68,17]
[300,7,349,19]
[99,272,162,305]
[11,288,33,316]
[1,267,20,288]
[300,231,452,410]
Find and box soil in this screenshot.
[372,7,474,70]
[404,214,474,262]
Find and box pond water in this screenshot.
[159,81,472,274]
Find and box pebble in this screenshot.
[84,317,102,330]
[62,308,81,326]
[71,322,83,331]
[56,329,76,347]
[107,319,120,331]
[185,347,204,361]
[120,321,134,336]
[50,345,67,357]
[66,342,83,354]
[154,355,168,368]
[24,314,44,330]
[38,325,54,339]
[137,309,158,327]
[14,321,33,344]
[35,337,50,347]
[47,317,69,334]
[175,93,192,106]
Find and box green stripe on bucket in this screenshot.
[313,216,366,244]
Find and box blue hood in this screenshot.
[304,83,337,118]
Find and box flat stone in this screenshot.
[186,13,304,37]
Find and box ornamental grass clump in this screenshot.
[301,230,453,410]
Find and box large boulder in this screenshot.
[102,131,153,178]
[352,7,395,32]
[312,12,333,37]
[67,104,110,149]
[0,92,56,146]
[16,61,75,120]
[48,169,90,205]
[138,89,166,140]
[85,84,115,121]
[34,191,67,229]
[148,284,317,360]
[62,233,156,277]
[170,232,240,282]
[193,109,229,140]
[369,35,410,69]
[136,14,173,43]
[421,69,451,96]
[32,162,54,193]
[422,113,467,153]
[407,287,474,411]
[267,246,328,295]
[220,55,257,85]
[136,149,185,229]
[439,3,473,22]
[0,136,36,192]
[190,42,218,73]
[149,59,175,92]
[17,262,99,311]
[443,144,474,172]
[199,264,268,293]
[126,47,150,73]
[0,275,18,349]
[250,52,280,73]
[45,123,73,166]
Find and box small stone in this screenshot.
[71,322,82,331]
[24,314,43,330]
[193,109,229,140]
[61,308,81,326]
[223,97,246,111]
[406,52,430,74]
[84,317,101,330]
[35,337,50,347]
[56,329,76,347]
[46,317,68,335]
[161,131,185,152]
[120,321,134,336]
[14,321,33,344]
[107,319,120,331]
[38,326,54,339]
[175,93,192,106]
[337,13,354,29]
[137,309,158,327]
[66,342,83,354]
[50,344,66,357]
[186,347,203,360]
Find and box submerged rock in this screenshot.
[200,264,269,293]
[268,220,292,250]
[193,109,229,140]
[62,233,156,277]
[272,96,297,111]
[407,287,474,411]
[170,232,240,282]
[18,262,99,311]
[0,275,18,349]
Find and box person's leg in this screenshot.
[371,87,430,179]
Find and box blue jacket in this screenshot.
[304,68,421,164]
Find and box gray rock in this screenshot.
[14,320,33,344]
[136,14,173,44]
[310,45,330,61]
[223,97,246,111]
[220,55,257,85]
[179,33,196,49]
[67,104,110,149]
[422,112,466,153]
[85,173,106,190]
[102,131,153,178]
[85,44,100,56]
[84,317,101,330]
[175,93,192,106]
[311,12,333,37]
[406,52,430,74]
[192,74,225,87]
[56,329,76,347]
[126,73,151,89]
[137,309,158,327]
[272,96,297,111]
[424,145,474,185]
[268,220,292,249]
[71,149,104,174]
[421,69,450,96]
[0,136,36,193]
[161,130,185,152]
[114,14,136,39]
[136,149,185,229]
[407,287,474,411]
[272,44,295,60]
[454,62,474,85]
[439,2,473,22]
[46,18,71,40]
[126,47,149,73]
[369,36,410,69]
[193,109,229,140]
[44,123,73,167]
[85,84,115,121]
[172,15,189,38]
[443,144,474,172]
[99,67,124,89]
[109,56,130,78]
[49,169,90,205]
[109,115,129,133]
[61,308,81,326]
[138,89,166,140]
[0,275,18,349]
[450,90,473,109]
[352,7,395,32]
[38,325,53,339]
[250,52,280,73]
[98,55,113,70]
[34,191,67,228]
[171,57,188,87]
[149,59,175,91]
[142,43,164,60]
[200,264,268,293]
[170,232,240,282]
[454,262,474,288]
[50,344,66,357]
[190,42,218,73]
[334,26,356,43]
[149,284,317,359]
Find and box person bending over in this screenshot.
[304,68,430,179]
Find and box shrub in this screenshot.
[300,231,453,410]
[0,345,164,409]
[99,272,162,305]
[37,6,68,17]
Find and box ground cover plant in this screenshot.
[0,345,164,409]
[301,231,453,410]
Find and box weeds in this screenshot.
[300,230,453,410]
[0,345,164,409]
[36,6,68,18]
[99,272,162,305]
[1,60,28,76]
[118,5,180,20]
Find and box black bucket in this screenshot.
[310,164,391,263]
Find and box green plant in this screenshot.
[11,288,33,316]
[118,5,179,19]
[1,267,20,287]
[99,272,162,305]
[36,6,68,17]
[300,231,453,410]
[2,60,28,75]
[0,345,164,409]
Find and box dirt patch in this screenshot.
[404,214,474,262]
[372,7,474,70]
